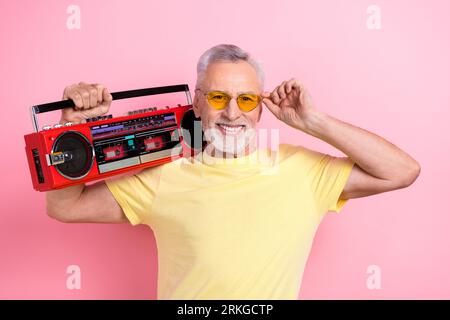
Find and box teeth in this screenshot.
[218,124,244,133]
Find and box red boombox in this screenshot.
[24,84,203,191]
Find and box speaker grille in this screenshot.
[53,131,93,180]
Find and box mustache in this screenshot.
[215,120,248,127]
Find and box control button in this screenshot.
[64,122,73,126]
[53,124,63,128]
[42,125,52,131]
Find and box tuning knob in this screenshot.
[53,124,63,129]
[42,125,52,131]
[64,122,73,126]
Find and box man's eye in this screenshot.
[211,95,226,100]
[240,95,256,102]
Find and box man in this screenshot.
[47,44,420,299]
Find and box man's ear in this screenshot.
[257,104,263,122]
[193,93,201,118]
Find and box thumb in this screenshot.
[261,91,271,98]
[262,97,281,119]
[102,87,113,105]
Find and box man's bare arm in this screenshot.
[46,82,128,223]
[303,111,421,199]
[46,182,128,223]
[262,78,421,199]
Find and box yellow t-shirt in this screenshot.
[105,143,355,299]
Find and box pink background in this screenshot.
[1,0,449,299]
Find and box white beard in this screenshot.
[204,126,256,156]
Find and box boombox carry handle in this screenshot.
[30,84,192,132]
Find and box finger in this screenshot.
[81,103,109,119]
[97,104,109,115]
[102,87,113,106]
[62,84,76,100]
[277,81,287,99]
[262,98,281,118]
[66,88,84,110]
[80,107,98,119]
[77,87,91,109]
[271,87,281,104]
[78,81,93,105]
[88,86,98,108]
[285,78,297,94]
[78,81,89,91]
[261,91,271,98]
[94,83,104,103]
[292,79,302,92]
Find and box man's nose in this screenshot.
[222,98,241,121]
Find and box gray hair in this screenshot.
[195,44,265,89]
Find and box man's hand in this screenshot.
[261,78,316,132]
[60,82,112,124]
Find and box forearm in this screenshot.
[46,184,85,222]
[303,110,420,183]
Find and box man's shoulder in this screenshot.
[277,143,298,157]
[137,159,172,178]
[276,143,322,160]
[139,156,190,179]
[140,156,183,172]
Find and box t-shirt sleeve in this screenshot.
[104,166,162,226]
[309,151,355,214]
[310,154,355,214]
[288,145,355,215]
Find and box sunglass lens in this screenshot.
[207,92,230,110]
[237,94,260,112]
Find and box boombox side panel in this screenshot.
[24,133,54,191]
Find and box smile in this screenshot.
[216,123,246,135]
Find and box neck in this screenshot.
[205,143,257,159]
